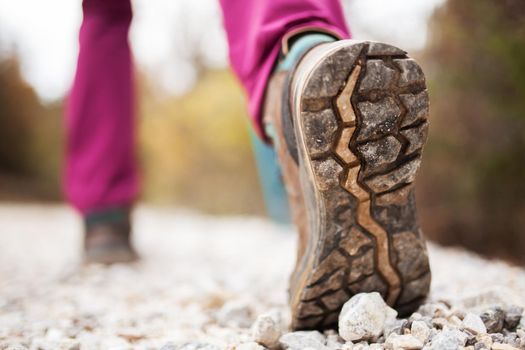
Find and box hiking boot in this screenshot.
[263,38,431,330]
[84,208,139,264]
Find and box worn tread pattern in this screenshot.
[291,41,431,330]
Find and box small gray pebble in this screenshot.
[490,333,505,343]
[160,343,178,350]
[503,332,521,348]
[474,342,490,350]
[481,307,505,333]
[466,334,477,346]
[505,306,524,330]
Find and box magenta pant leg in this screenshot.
[218,0,351,139]
[65,0,138,214]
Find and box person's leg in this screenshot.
[65,0,138,263]
[220,0,431,330]
[218,0,350,140]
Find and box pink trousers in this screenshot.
[65,0,350,214]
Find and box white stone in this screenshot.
[474,333,493,348]
[341,341,354,350]
[461,313,486,335]
[517,329,525,347]
[492,343,520,350]
[383,319,406,338]
[172,343,220,350]
[520,312,525,330]
[369,344,384,350]
[457,287,522,310]
[57,339,81,350]
[2,343,28,350]
[417,303,449,318]
[325,330,344,349]
[252,311,282,348]
[338,293,398,342]
[279,331,328,350]
[351,342,369,350]
[448,315,462,327]
[425,329,467,350]
[410,321,431,344]
[410,313,423,321]
[216,299,254,328]
[385,333,423,350]
[236,342,266,350]
[159,343,178,350]
[45,328,64,341]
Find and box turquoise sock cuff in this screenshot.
[277,33,337,72]
[85,207,129,226]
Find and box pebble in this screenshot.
[338,293,397,342]
[0,344,28,350]
[169,343,220,350]
[491,333,505,343]
[348,342,368,350]
[517,329,525,346]
[325,330,344,349]
[279,331,328,350]
[251,311,282,348]
[385,319,411,338]
[461,313,487,335]
[369,344,384,350]
[216,299,254,328]
[2,207,525,350]
[384,333,423,349]
[504,306,523,330]
[503,333,521,348]
[492,343,520,350]
[424,329,467,350]
[235,342,267,350]
[410,321,431,343]
[474,333,493,348]
[160,343,178,350]
[417,303,449,319]
[480,307,506,333]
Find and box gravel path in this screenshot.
[1,204,524,349]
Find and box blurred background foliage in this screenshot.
[417,0,525,263]
[0,57,62,201]
[137,70,264,215]
[0,0,523,263]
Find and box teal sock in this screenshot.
[85,207,129,227]
[265,33,337,140]
[277,33,337,72]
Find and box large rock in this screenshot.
[338,292,398,342]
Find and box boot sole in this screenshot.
[289,40,431,330]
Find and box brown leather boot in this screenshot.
[84,208,139,264]
[263,38,431,330]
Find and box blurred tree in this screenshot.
[418,0,525,263]
[0,55,62,200]
[138,69,265,215]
